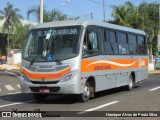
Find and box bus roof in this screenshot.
[32,20,146,35]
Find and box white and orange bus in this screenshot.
[20,20,148,102]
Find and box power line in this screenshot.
[89,0,114,8]
[64,0,89,19]
[71,1,86,15]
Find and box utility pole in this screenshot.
[103,0,106,22]
[91,12,93,20]
[40,0,44,23]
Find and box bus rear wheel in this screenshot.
[79,82,91,102]
[126,74,134,91]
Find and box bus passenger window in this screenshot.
[88,32,98,51]
[82,31,99,57]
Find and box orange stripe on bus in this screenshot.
[81,58,148,72]
[22,68,71,80]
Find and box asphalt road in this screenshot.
[0,71,160,120]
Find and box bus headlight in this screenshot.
[60,70,78,82]
[20,73,31,83]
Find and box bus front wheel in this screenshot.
[79,82,91,102]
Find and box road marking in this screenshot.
[5,85,15,91]
[7,92,21,95]
[0,100,36,108]
[4,71,21,79]
[77,101,119,114]
[149,86,160,91]
[17,84,20,88]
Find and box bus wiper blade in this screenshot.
[54,55,62,65]
[30,57,36,66]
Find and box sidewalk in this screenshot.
[0,64,20,74]
[0,64,19,70]
[148,70,160,74]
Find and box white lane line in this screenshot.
[17,84,20,88]
[7,92,21,95]
[149,86,160,91]
[0,100,36,108]
[77,101,119,114]
[4,71,21,79]
[5,85,15,91]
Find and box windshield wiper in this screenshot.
[30,57,36,66]
[54,55,62,65]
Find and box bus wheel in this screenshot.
[79,82,91,102]
[126,74,134,91]
[33,94,48,102]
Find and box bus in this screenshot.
[20,20,148,102]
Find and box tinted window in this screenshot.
[105,31,113,54]
[107,30,118,54]
[82,30,99,57]
[129,45,137,54]
[128,34,137,55]
[111,43,118,54]
[118,44,129,54]
[109,31,116,42]
[117,32,127,44]
[117,32,129,54]
[137,36,147,54]
[138,36,145,45]
[128,34,137,44]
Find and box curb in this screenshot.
[0,69,20,75]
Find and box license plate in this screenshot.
[39,88,50,93]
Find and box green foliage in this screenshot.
[27,6,68,22]
[10,23,32,49]
[0,2,23,31]
[0,2,22,55]
[109,1,160,56]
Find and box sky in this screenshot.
[0,0,159,23]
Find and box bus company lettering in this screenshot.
[53,28,78,35]
[94,65,111,71]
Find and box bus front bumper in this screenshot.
[20,78,79,94]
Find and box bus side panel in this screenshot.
[115,72,128,87]
[136,69,148,83]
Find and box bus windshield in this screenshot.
[22,26,81,62]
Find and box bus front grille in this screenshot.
[30,81,59,84]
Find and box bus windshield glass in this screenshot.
[22,26,81,62]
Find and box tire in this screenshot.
[78,82,91,102]
[126,74,134,91]
[33,93,48,102]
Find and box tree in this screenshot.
[0,2,23,56]
[110,1,143,28]
[138,2,159,58]
[10,23,32,49]
[109,1,160,62]
[27,6,68,22]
